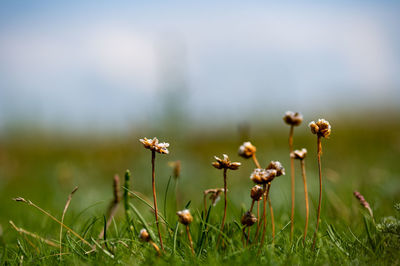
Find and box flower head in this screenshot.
[212,154,241,170]
[241,211,257,227]
[283,111,303,126]
[250,185,264,201]
[139,228,151,242]
[176,209,193,225]
[139,137,170,154]
[250,168,277,184]
[238,141,256,159]
[266,161,285,177]
[309,119,331,138]
[291,148,307,160]
[204,188,225,206]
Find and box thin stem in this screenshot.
[252,153,261,168]
[312,136,322,250]
[204,194,207,217]
[19,199,90,247]
[152,151,164,251]
[60,187,78,259]
[217,168,228,248]
[300,159,309,245]
[149,240,161,256]
[246,200,256,247]
[254,201,261,243]
[186,225,195,255]
[259,183,270,251]
[289,125,295,242]
[268,195,275,244]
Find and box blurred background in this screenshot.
[0,1,399,242]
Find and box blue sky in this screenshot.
[0,1,399,130]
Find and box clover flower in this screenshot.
[309,119,331,138]
[139,137,170,154]
[212,154,241,170]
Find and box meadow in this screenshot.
[0,113,399,265]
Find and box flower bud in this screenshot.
[250,185,264,201]
[241,211,257,227]
[283,111,303,126]
[177,209,193,225]
[238,142,256,159]
[139,228,150,242]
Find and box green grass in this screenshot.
[0,118,400,265]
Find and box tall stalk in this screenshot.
[259,183,271,251]
[217,168,228,247]
[151,151,164,251]
[300,158,309,244]
[289,125,295,242]
[312,136,322,249]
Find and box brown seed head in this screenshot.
[250,185,264,201]
[139,228,151,242]
[139,137,170,154]
[290,148,307,160]
[238,141,257,159]
[212,154,241,170]
[241,211,257,227]
[283,111,303,126]
[250,168,277,184]
[308,119,331,138]
[176,209,193,225]
[266,161,285,177]
[204,188,225,206]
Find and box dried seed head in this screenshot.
[308,119,331,138]
[283,111,303,126]
[212,154,241,170]
[139,137,170,154]
[204,188,225,206]
[13,197,27,203]
[266,161,285,177]
[250,185,264,201]
[238,141,257,159]
[291,148,307,160]
[139,228,150,242]
[176,209,193,225]
[250,168,277,184]
[241,211,257,227]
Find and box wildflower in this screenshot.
[205,188,225,206]
[250,185,264,201]
[283,111,303,126]
[291,148,307,160]
[139,228,151,242]
[309,119,331,138]
[353,191,373,218]
[139,137,170,154]
[238,141,257,159]
[212,154,241,170]
[241,211,257,227]
[250,168,277,184]
[266,161,285,177]
[177,209,193,225]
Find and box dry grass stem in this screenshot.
[60,186,78,259]
[10,220,59,248]
[13,197,91,247]
[151,150,164,251]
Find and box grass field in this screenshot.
[0,115,400,265]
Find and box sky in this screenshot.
[0,1,399,130]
